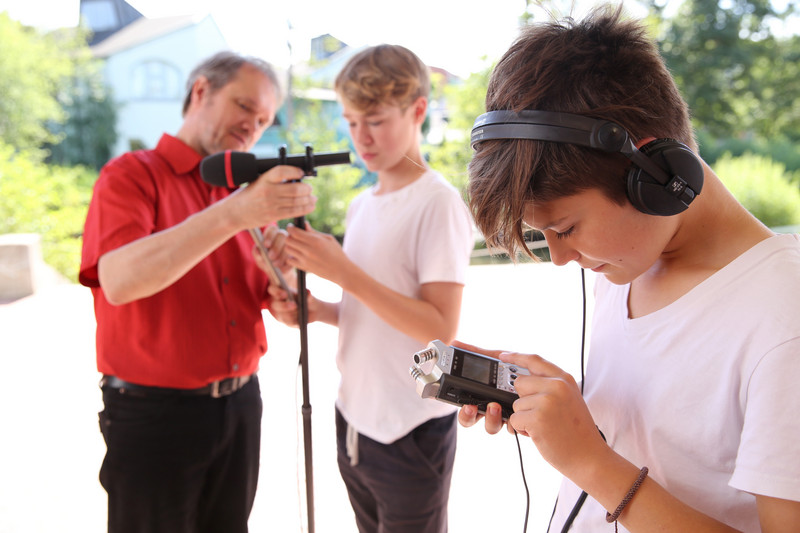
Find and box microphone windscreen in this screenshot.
[200,151,259,187]
[313,151,352,167]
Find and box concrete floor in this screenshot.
[0,260,593,532]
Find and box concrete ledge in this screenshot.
[0,233,45,301]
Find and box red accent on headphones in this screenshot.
[636,137,657,149]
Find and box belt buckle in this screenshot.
[210,377,238,398]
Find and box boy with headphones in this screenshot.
[459,5,800,532]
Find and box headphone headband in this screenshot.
[471,110,672,187]
[471,110,624,149]
[469,109,703,215]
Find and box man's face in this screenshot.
[191,64,278,157]
[524,189,677,285]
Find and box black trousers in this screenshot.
[335,407,457,533]
[98,376,262,533]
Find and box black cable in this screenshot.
[553,268,590,533]
[561,491,588,532]
[535,267,594,533]
[514,429,530,533]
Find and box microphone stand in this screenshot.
[200,144,349,533]
[281,145,315,533]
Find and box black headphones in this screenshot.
[470,110,704,216]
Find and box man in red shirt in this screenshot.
[79,51,316,533]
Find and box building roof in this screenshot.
[90,13,207,58]
[80,0,143,45]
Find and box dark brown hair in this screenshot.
[182,51,281,116]
[468,5,695,258]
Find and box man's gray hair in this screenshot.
[182,51,282,116]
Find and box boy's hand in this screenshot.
[452,340,514,435]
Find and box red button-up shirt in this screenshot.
[80,134,270,388]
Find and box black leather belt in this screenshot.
[99,374,252,398]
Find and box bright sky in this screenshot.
[4,0,796,75]
[0,0,555,77]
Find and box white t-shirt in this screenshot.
[549,233,800,532]
[335,170,474,444]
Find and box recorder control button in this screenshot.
[509,366,519,373]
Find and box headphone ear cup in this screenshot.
[626,139,704,216]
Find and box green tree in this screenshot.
[0,15,115,280]
[647,0,799,139]
[425,65,492,197]
[0,13,73,154]
[282,86,365,237]
[748,33,800,140]
[715,152,800,227]
[0,141,95,281]
[45,33,118,171]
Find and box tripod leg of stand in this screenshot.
[294,218,314,533]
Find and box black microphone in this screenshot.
[200,149,351,188]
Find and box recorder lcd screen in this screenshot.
[460,353,493,385]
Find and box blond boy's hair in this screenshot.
[334,44,429,112]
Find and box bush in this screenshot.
[714,152,800,228]
[0,142,96,282]
[697,131,800,174]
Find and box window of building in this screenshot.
[131,60,182,100]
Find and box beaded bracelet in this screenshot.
[606,466,649,531]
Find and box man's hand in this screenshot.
[228,165,316,230]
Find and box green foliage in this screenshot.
[281,93,366,237]
[425,138,472,199]
[648,0,800,140]
[714,152,800,228]
[306,162,364,238]
[0,13,73,153]
[441,65,491,133]
[0,14,117,280]
[746,33,800,140]
[424,66,492,198]
[697,131,800,173]
[0,142,96,281]
[45,30,118,170]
